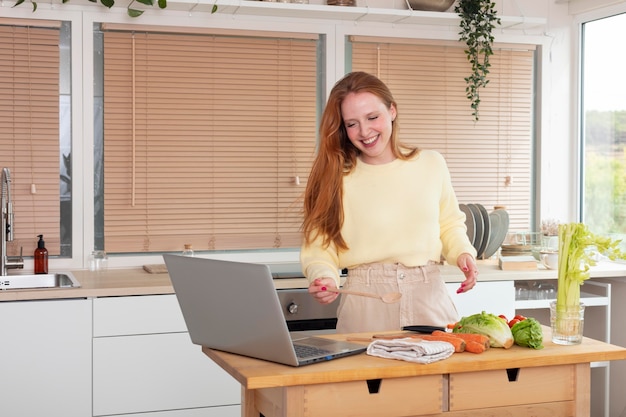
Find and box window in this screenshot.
[581,13,626,248]
[0,19,72,258]
[349,38,536,233]
[96,25,320,253]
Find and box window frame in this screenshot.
[577,6,626,250]
[81,12,335,267]
[0,12,83,272]
[95,25,322,254]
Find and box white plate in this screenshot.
[467,204,483,254]
[459,204,476,248]
[476,204,491,259]
[483,209,510,259]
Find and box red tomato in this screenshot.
[513,314,527,321]
[508,318,520,328]
[498,314,508,323]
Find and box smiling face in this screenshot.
[341,91,397,165]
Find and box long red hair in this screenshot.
[302,72,419,251]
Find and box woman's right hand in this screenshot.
[308,278,340,304]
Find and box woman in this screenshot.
[300,71,479,333]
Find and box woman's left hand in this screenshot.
[456,253,479,293]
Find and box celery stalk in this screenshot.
[556,223,624,312]
[553,223,624,340]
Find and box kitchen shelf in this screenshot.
[163,0,546,29]
[515,291,609,310]
[515,280,611,309]
[591,360,610,369]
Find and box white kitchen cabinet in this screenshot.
[446,280,516,320]
[0,298,92,417]
[93,293,187,336]
[92,294,240,417]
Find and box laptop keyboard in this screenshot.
[294,343,333,359]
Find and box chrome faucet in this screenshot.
[2,168,24,276]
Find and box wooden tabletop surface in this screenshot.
[202,329,626,390]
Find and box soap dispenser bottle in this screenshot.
[34,234,48,274]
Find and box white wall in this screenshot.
[567,0,626,14]
[532,1,578,224]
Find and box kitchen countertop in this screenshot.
[0,268,174,301]
[1,259,624,302]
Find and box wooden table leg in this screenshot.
[280,386,306,417]
[243,385,306,417]
[574,363,591,417]
[241,386,260,417]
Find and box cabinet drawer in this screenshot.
[93,332,240,416]
[260,375,442,417]
[94,294,187,336]
[450,365,575,410]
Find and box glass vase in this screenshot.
[550,301,585,345]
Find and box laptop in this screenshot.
[163,254,366,366]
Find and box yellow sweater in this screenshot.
[300,150,476,286]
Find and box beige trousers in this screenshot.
[335,262,459,334]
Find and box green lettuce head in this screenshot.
[453,311,514,348]
[511,317,544,349]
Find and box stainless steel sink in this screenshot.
[0,272,80,290]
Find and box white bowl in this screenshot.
[407,0,455,12]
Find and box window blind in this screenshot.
[350,39,535,232]
[0,21,62,256]
[102,29,318,253]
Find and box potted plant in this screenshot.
[454,0,501,121]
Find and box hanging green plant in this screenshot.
[127,0,169,18]
[12,0,218,18]
[455,0,501,121]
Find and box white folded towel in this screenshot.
[366,337,454,364]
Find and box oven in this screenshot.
[276,288,338,333]
[271,267,344,334]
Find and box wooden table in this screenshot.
[202,329,626,417]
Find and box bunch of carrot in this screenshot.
[420,330,489,354]
[370,330,490,354]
